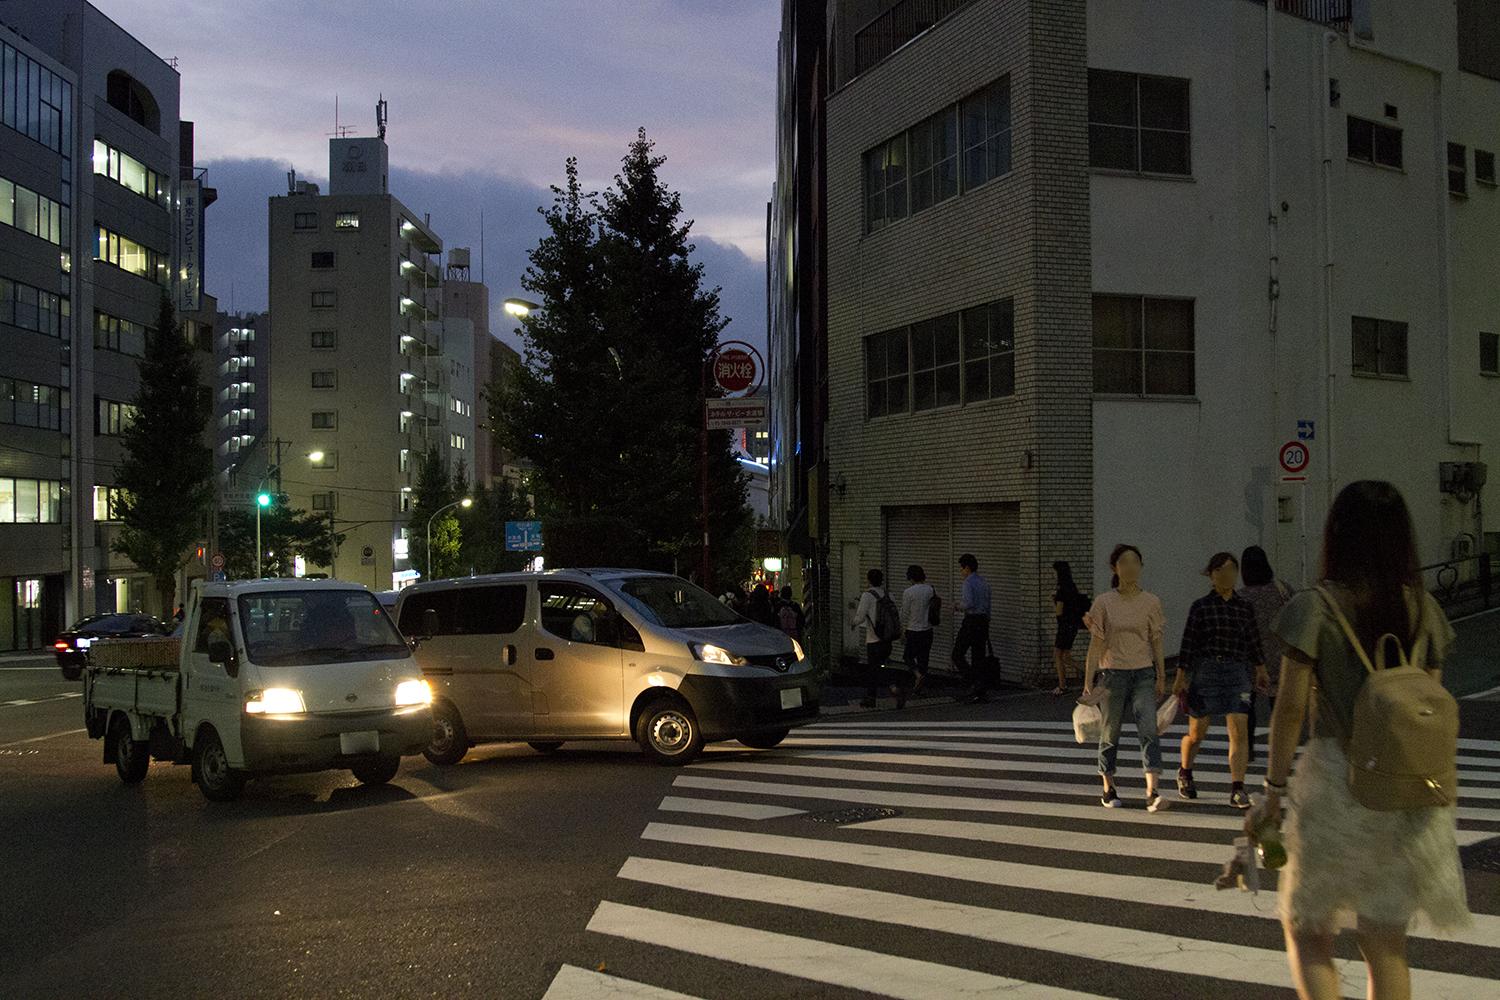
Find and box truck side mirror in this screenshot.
[207,637,237,677]
[421,608,441,638]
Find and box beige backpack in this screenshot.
[1315,587,1459,811]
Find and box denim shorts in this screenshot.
[1186,658,1253,718]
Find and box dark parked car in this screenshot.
[53,614,170,679]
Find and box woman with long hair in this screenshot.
[1239,544,1293,762]
[1050,561,1087,695]
[1082,544,1168,812]
[1259,481,1469,999]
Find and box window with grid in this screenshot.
[1477,150,1496,186]
[909,106,959,213]
[1449,143,1468,196]
[95,397,137,435]
[1346,116,1403,169]
[960,76,1012,190]
[311,290,336,308]
[1481,332,1498,375]
[1351,316,1408,377]
[311,410,337,429]
[1092,295,1195,396]
[864,134,908,233]
[310,492,336,511]
[962,299,1016,402]
[309,451,337,470]
[310,251,335,269]
[911,314,961,412]
[865,328,910,418]
[310,329,336,349]
[293,212,317,230]
[311,370,336,389]
[1088,70,1190,175]
[334,212,360,229]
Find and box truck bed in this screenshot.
[85,651,182,721]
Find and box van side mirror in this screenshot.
[421,608,441,637]
[207,637,237,677]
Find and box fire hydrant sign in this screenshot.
[706,341,767,430]
[713,349,756,393]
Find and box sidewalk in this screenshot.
[0,652,54,668]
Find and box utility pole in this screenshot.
[328,511,338,579]
[700,357,711,591]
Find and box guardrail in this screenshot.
[1422,552,1494,619]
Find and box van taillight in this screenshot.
[54,641,70,650]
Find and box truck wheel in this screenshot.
[60,662,82,682]
[351,756,401,786]
[738,728,790,750]
[423,701,469,766]
[528,741,564,753]
[193,728,245,802]
[636,698,704,766]
[111,715,149,784]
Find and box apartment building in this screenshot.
[771,0,1500,680]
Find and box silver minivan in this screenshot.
[393,569,820,765]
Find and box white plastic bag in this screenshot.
[1072,687,1105,744]
[1156,693,1183,734]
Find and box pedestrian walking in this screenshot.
[1050,561,1088,695]
[1239,545,1293,763]
[1082,543,1168,812]
[853,568,902,709]
[950,553,993,703]
[899,565,937,696]
[1257,480,1469,1000]
[746,585,778,628]
[775,585,805,643]
[1172,552,1270,809]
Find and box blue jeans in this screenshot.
[1097,667,1161,777]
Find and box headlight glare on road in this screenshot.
[394,679,432,707]
[791,639,806,662]
[691,643,748,666]
[244,688,306,715]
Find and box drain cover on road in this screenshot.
[1461,836,1500,874]
[806,806,900,825]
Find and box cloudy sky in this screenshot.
[100,0,779,348]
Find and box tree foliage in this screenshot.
[112,295,213,611]
[218,501,343,579]
[458,475,533,575]
[407,447,462,580]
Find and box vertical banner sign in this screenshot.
[177,179,201,313]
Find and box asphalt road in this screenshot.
[2,662,1497,1000]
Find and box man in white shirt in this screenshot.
[852,567,892,709]
[900,565,936,695]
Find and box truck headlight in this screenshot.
[691,643,748,666]
[791,639,806,662]
[245,688,306,715]
[394,679,432,707]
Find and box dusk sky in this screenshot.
[101,0,780,349]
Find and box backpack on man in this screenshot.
[1315,587,1459,811]
[871,589,903,642]
[927,592,942,628]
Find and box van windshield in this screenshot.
[610,576,743,629]
[236,590,408,666]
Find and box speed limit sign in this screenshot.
[1280,441,1310,478]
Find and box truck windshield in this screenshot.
[236,590,408,666]
[609,576,743,629]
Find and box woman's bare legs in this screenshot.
[1354,921,1411,1000]
[1283,921,1340,1000]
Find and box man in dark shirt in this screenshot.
[1171,552,1270,808]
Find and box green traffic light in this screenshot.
[256,492,272,507]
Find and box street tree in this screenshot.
[408,447,462,580]
[458,475,532,575]
[111,294,214,612]
[217,501,343,579]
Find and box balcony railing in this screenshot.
[1254,0,1351,30]
[852,0,975,80]
[1422,552,1495,618]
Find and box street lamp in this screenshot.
[426,497,473,579]
[503,297,540,318]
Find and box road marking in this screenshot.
[657,796,804,821]
[616,858,1489,999]
[0,728,87,748]
[0,692,87,710]
[843,816,1239,864]
[541,964,703,1000]
[3,699,36,706]
[639,822,1500,949]
[586,900,1107,1000]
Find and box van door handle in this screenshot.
[503,644,517,666]
[535,648,555,661]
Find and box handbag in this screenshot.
[1073,688,1105,744]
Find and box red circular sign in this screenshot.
[1279,441,1310,473]
[713,348,757,393]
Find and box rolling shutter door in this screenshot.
[950,503,1024,684]
[884,506,955,670]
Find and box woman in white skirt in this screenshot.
[1259,481,1470,1000]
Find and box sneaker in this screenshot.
[1146,792,1169,813]
[1101,787,1122,808]
[1177,769,1198,800]
[1230,787,1252,810]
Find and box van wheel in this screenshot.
[193,728,245,802]
[738,729,790,750]
[111,715,149,784]
[636,699,704,765]
[351,756,401,786]
[424,702,469,766]
[528,741,564,753]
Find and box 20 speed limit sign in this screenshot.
[1279,441,1310,474]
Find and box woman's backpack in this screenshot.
[928,591,942,627]
[1315,587,1459,811]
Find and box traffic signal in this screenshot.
[256,492,272,508]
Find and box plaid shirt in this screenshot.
[1179,590,1265,668]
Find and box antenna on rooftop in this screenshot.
[376,94,388,140]
[330,94,352,139]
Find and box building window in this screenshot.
[0,175,67,246]
[334,212,360,230]
[95,397,137,436]
[94,311,147,356]
[865,328,910,418]
[910,314,962,412]
[92,485,126,522]
[310,329,337,349]
[0,41,74,157]
[1351,316,1409,378]
[92,139,167,208]
[1448,143,1467,196]
[293,212,318,230]
[311,290,336,308]
[0,378,67,431]
[450,433,466,450]
[399,448,410,473]
[962,299,1016,402]
[310,492,337,512]
[0,478,63,523]
[852,0,975,78]
[1092,295,1196,396]
[1346,116,1403,169]
[309,451,337,470]
[1,277,70,337]
[1088,70,1191,175]
[864,134,907,233]
[311,410,337,429]
[310,370,336,389]
[909,106,960,213]
[960,76,1012,190]
[96,225,167,285]
[1477,150,1497,187]
[310,251,335,269]
[1480,332,1498,375]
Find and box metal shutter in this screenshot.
[950,503,1026,684]
[883,505,957,674]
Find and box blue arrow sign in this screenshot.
[1297,420,1315,441]
[505,520,544,552]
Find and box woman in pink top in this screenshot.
[1082,544,1169,812]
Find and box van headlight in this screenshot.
[791,639,806,662]
[690,643,748,666]
[245,688,306,715]
[394,679,432,707]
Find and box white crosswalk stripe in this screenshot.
[562,718,1500,999]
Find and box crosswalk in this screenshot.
[545,717,1500,1000]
